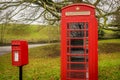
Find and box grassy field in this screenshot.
[98,39,120,80]
[0,44,60,80]
[0,39,120,80]
[103,29,117,39]
[0,24,60,45]
[0,24,119,45]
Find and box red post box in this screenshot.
[12,40,28,66]
[61,3,98,80]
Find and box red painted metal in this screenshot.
[61,3,98,80]
[12,40,28,66]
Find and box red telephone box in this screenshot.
[61,3,98,80]
[12,40,28,66]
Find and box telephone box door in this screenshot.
[64,21,90,80]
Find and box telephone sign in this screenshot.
[61,3,98,80]
[12,40,28,66]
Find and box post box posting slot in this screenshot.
[12,40,28,66]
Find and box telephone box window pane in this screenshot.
[71,39,83,46]
[68,64,86,70]
[85,39,88,45]
[67,72,86,79]
[86,31,88,37]
[85,23,88,29]
[71,56,85,62]
[70,31,84,38]
[68,23,84,29]
[71,48,84,54]
[86,49,88,54]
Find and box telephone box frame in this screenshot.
[61,3,98,80]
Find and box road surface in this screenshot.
[0,43,50,56]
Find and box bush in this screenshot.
[98,29,105,39]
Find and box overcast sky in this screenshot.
[0,0,119,25]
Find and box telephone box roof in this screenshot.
[62,3,95,10]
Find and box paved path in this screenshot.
[0,43,50,55]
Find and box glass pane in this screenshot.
[69,64,86,70]
[86,49,88,54]
[70,31,84,38]
[67,72,86,79]
[68,56,88,62]
[71,39,83,46]
[68,23,84,29]
[86,23,88,29]
[70,48,84,54]
[70,56,85,62]
[86,31,88,37]
[85,39,88,45]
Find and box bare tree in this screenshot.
[0,0,119,26]
[0,10,11,45]
[111,9,120,29]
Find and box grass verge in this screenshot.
[0,39,120,80]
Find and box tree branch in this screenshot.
[94,0,100,6]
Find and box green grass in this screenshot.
[0,44,60,80]
[99,39,120,53]
[99,39,120,44]
[103,29,118,39]
[0,39,120,80]
[0,24,60,44]
[99,53,120,80]
[98,39,120,80]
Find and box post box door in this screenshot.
[12,43,22,66]
[66,22,89,79]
